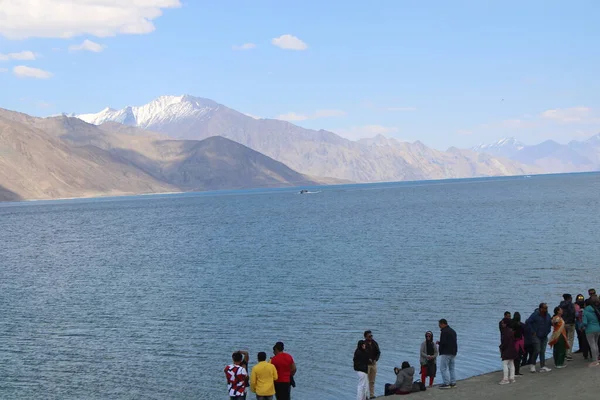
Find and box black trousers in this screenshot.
[521,343,534,366]
[274,382,291,400]
[577,328,590,358]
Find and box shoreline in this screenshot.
[379,355,599,399]
[3,171,598,205]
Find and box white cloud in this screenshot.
[0,68,7,73]
[0,0,182,39]
[0,51,37,61]
[37,101,53,109]
[277,112,308,121]
[386,106,417,112]
[313,109,346,118]
[499,119,538,129]
[271,34,308,50]
[276,109,345,121]
[232,43,256,51]
[541,106,594,123]
[13,66,53,79]
[69,39,106,52]
[336,125,399,140]
[244,113,262,120]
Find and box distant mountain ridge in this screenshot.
[0,108,320,201]
[75,95,538,182]
[472,135,600,173]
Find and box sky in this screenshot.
[0,0,599,150]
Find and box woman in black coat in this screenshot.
[354,340,370,400]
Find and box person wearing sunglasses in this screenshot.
[363,330,380,399]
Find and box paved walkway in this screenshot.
[379,357,600,400]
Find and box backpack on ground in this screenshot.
[412,380,426,392]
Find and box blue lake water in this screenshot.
[1,173,599,399]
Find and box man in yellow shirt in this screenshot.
[250,352,278,400]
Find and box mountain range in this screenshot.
[0,108,319,201]
[472,135,600,173]
[74,95,536,183]
[2,94,596,202]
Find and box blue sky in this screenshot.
[1,0,599,149]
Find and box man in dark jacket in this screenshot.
[499,311,511,334]
[585,288,597,306]
[437,319,457,389]
[363,330,380,399]
[526,303,552,373]
[559,294,576,360]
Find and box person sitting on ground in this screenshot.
[419,331,438,387]
[575,294,591,360]
[512,312,525,376]
[384,362,415,396]
[583,295,600,367]
[549,306,569,368]
[499,320,518,385]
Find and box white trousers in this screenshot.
[502,359,515,381]
[357,371,369,400]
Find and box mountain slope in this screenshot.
[156,136,316,190]
[0,108,320,201]
[76,95,539,182]
[0,185,21,202]
[0,111,176,200]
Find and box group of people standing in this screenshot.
[351,288,600,399]
[226,290,600,399]
[353,320,458,399]
[498,289,600,384]
[224,342,296,400]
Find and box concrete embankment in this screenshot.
[380,357,599,400]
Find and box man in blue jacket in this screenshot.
[526,303,552,373]
[437,319,458,389]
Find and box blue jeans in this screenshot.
[439,355,456,385]
[531,336,548,368]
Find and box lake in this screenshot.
[1,172,599,399]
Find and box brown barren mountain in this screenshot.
[0,108,319,201]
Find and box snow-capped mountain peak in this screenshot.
[585,133,600,144]
[473,137,525,151]
[75,95,220,129]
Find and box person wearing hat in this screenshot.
[420,331,438,387]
